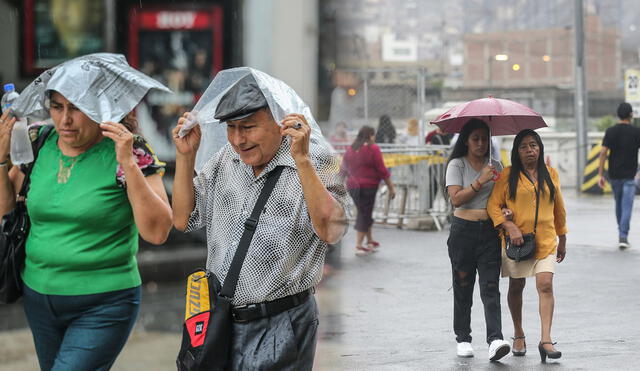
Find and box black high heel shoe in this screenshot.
[538,342,562,363]
[511,336,526,356]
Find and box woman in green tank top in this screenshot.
[0,89,172,369]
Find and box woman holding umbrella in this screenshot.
[444,118,511,361]
[0,54,172,369]
[487,129,567,362]
[434,97,552,362]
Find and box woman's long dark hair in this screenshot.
[508,129,555,202]
[375,115,396,144]
[446,118,490,163]
[352,126,375,151]
[120,113,139,134]
[443,119,490,199]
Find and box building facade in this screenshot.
[463,14,621,92]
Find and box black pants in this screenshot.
[348,187,378,232]
[447,216,503,344]
[230,295,318,370]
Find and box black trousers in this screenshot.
[348,187,378,232]
[230,295,318,370]
[447,216,504,344]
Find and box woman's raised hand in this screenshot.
[101,122,134,166]
[173,112,201,156]
[0,110,17,162]
[478,164,496,185]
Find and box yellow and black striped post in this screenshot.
[581,143,611,194]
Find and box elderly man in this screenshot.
[172,73,347,369]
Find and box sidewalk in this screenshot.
[1,192,639,370]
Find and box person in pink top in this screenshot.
[340,126,396,254]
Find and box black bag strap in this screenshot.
[220,166,284,298]
[522,170,541,234]
[532,182,540,234]
[18,125,54,198]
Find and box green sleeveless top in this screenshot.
[22,127,164,295]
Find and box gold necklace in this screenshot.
[57,157,77,184]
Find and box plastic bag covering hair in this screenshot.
[11,53,171,124]
[178,67,333,172]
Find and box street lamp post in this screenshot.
[574,0,589,191]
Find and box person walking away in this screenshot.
[488,129,568,363]
[444,118,510,361]
[172,71,348,370]
[375,114,396,144]
[597,102,640,249]
[340,126,396,255]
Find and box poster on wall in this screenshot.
[23,0,105,74]
[128,6,223,161]
[625,69,640,118]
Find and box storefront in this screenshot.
[20,0,240,161]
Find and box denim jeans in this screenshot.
[447,216,503,344]
[22,284,141,371]
[610,178,635,239]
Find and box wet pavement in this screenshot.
[1,191,639,370]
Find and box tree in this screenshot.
[594,115,617,132]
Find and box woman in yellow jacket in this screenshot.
[487,129,567,363]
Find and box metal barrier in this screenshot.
[338,144,453,230]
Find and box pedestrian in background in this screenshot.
[401,118,422,145]
[375,114,396,144]
[488,129,567,363]
[444,118,510,361]
[329,121,350,152]
[597,102,640,249]
[341,126,396,254]
[426,126,453,145]
[0,86,172,368]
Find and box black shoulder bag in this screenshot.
[177,166,284,371]
[0,125,54,304]
[505,183,539,262]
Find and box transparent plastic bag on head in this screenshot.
[12,53,171,124]
[178,67,332,172]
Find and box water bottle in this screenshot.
[2,83,34,164]
[1,83,19,113]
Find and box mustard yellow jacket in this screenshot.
[488,166,568,259]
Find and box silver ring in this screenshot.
[293,122,303,129]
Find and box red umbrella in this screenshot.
[430,96,547,135]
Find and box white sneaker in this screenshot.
[488,339,511,361]
[457,342,474,357]
[619,237,630,250]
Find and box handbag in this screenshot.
[505,183,539,262]
[0,125,54,304]
[176,166,284,371]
